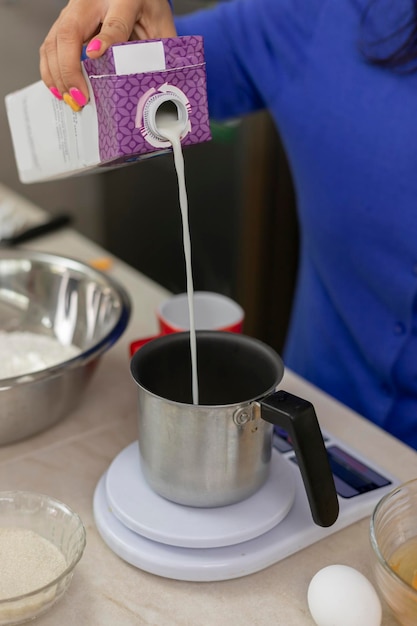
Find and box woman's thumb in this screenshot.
[86,12,134,57]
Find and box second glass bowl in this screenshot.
[370,478,417,626]
[0,491,86,625]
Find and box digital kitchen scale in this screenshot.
[93,430,399,582]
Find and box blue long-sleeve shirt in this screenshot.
[176,0,417,449]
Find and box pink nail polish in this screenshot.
[50,87,63,100]
[69,88,88,107]
[86,38,101,53]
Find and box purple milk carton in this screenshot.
[5,36,211,183]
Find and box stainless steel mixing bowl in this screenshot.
[0,250,131,445]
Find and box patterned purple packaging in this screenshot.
[83,36,212,166]
[5,36,212,183]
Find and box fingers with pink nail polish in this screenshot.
[86,38,102,54]
[69,88,88,107]
[50,87,63,101]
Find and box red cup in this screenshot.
[130,291,244,356]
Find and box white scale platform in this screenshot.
[93,435,399,582]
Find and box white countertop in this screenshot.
[0,182,415,625]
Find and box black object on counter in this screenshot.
[0,214,72,246]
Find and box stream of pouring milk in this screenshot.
[156,110,199,404]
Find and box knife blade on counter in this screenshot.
[0,213,72,246]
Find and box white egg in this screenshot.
[307,564,382,626]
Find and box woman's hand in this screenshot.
[40,0,176,109]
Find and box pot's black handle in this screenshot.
[260,390,339,527]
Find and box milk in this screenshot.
[155,106,199,405]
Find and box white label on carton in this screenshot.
[113,41,166,75]
[5,80,99,183]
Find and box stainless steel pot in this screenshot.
[130,331,339,527]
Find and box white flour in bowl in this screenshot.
[0,331,81,379]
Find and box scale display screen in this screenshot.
[274,428,392,499]
[325,445,391,498]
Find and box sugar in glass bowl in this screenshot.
[370,478,417,626]
[0,490,86,625]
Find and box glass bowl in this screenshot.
[370,478,417,626]
[0,491,86,625]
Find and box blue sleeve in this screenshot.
[175,0,326,121]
